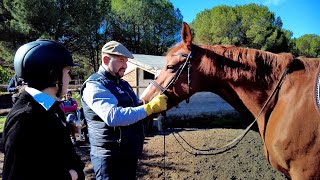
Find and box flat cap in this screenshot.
[102,41,134,59]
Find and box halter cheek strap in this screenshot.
[150,48,193,105]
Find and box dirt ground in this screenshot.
[0,117,288,180]
[75,119,288,180]
[136,128,288,180]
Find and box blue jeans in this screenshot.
[90,148,138,180]
[90,154,112,180]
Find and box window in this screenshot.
[143,71,154,80]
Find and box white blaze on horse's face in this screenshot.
[155,70,161,78]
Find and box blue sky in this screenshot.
[170,0,320,38]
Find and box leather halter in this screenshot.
[150,48,193,104]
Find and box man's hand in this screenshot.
[143,94,168,116]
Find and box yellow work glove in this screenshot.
[143,94,168,116]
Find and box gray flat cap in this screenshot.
[102,41,134,59]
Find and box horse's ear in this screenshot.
[181,22,192,50]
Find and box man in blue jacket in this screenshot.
[81,41,167,180]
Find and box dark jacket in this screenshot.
[81,67,144,157]
[7,75,22,93]
[3,90,85,180]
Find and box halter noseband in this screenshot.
[151,48,193,104]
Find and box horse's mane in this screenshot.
[197,44,296,85]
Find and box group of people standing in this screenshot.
[2,39,168,180]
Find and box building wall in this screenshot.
[123,68,155,98]
[137,69,154,97]
[123,69,137,87]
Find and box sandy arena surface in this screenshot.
[74,125,288,180]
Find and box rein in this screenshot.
[167,67,289,156]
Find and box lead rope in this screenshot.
[161,112,167,180]
[161,67,289,156]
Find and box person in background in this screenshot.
[60,90,79,145]
[3,39,84,180]
[81,41,167,180]
[7,74,22,104]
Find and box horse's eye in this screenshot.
[167,65,174,70]
[166,65,175,72]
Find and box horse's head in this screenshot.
[141,22,206,108]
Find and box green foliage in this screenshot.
[110,0,182,55]
[295,34,320,57]
[0,66,12,84]
[2,0,60,42]
[66,0,111,72]
[0,42,14,64]
[192,3,292,53]
[72,92,82,108]
[263,28,292,53]
[0,116,6,133]
[1,0,182,78]
[1,0,112,77]
[0,41,14,83]
[191,10,212,44]
[193,6,239,45]
[211,6,238,44]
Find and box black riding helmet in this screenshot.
[14,39,79,97]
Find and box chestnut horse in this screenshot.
[141,22,320,179]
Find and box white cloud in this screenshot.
[264,0,285,6]
[243,0,286,6]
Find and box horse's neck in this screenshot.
[211,85,255,121]
[212,82,272,119]
[200,45,291,118]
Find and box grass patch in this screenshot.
[72,92,81,108]
[0,92,10,95]
[0,116,6,133]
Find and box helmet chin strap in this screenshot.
[56,83,63,98]
[54,82,63,98]
[56,70,64,98]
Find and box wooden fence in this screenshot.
[0,84,149,96]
